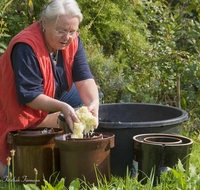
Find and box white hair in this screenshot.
[40,0,83,24]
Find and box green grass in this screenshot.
[190,140,200,173]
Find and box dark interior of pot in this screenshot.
[63,132,103,141]
[17,128,57,135]
[143,136,182,145]
[7,127,64,146]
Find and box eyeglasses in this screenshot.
[54,29,77,37]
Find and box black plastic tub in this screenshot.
[95,103,188,177]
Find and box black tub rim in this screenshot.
[98,103,188,129]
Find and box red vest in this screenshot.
[0,22,78,164]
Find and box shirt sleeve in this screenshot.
[11,43,44,104]
[72,37,93,81]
